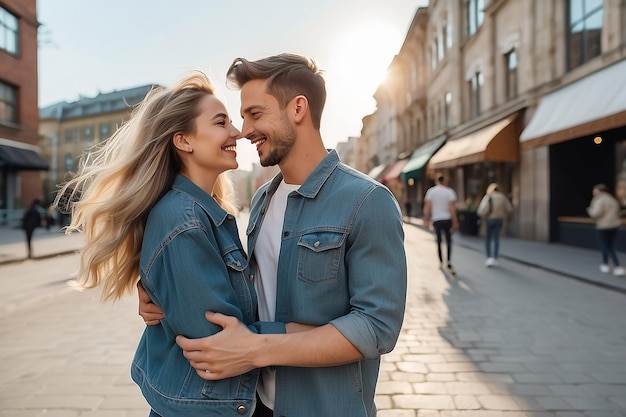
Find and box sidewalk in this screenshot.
[405,217,626,294]
[0,225,83,265]
[2,217,626,294]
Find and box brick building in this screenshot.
[0,0,48,225]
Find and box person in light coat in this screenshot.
[587,183,624,276]
[477,183,513,267]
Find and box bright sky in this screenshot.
[37,0,428,170]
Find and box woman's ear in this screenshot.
[173,133,192,152]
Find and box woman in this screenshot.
[477,183,513,267]
[56,72,259,416]
[587,183,624,276]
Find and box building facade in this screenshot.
[0,0,48,225]
[519,0,626,250]
[355,0,626,249]
[39,85,157,203]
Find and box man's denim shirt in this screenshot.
[132,175,259,417]
[247,151,407,417]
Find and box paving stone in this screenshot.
[413,382,448,394]
[445,382,491,395]
[426,373,456,382]
[377,381,415,394]
[452,395,481,410]
[392,394,456,410]
[378,410,417,417]
[477,395,524,410]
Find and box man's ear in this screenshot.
[173,133,192,152]
[292,95,309,124]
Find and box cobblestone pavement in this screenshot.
[376,224,626,417]
[1,220,625,416]
[0,254,148,416]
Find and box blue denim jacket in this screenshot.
[247,151,407,417]
[132,175,259,417]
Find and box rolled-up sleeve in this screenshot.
[330,186,407,359]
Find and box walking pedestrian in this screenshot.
[21,198,43,259]
[57,72,263,416]
[140,53,407,417]
[423,174,459,274]
[587,183,625,276]
[477,183,513,267]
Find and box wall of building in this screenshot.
[347,0,625,245]
[0,0,42,209]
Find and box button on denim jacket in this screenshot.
[132,175,259,417]
[247,151,407,417]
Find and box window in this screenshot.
[442,21,449,54]
[0,81,17,125]
[437,31,444,62]
[431,40,438,70]
[505,49,518,100]
[445,92,452,128]
[436,103,442,131]
[467,0,485,37]
[446,18,454,49]
[567,0,603,70]
[99,123,110,140]
[468,72,483,118]
[0,7,18,55]
[65,152,74,171]
[85,126,93,146]
[416,119,422,142]
[65,128,73,143]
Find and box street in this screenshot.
[1,221,625,416]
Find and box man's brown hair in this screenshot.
[226,53,327,129]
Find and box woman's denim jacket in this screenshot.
[132,175,259,417]
[247,151,407,417]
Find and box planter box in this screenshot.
[458,210,479,236]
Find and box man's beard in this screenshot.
[260,113,296,167]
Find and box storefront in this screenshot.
[0,138,49,225]
[427,113,522,234]
[521,59,626,249]
[380,157,410,215]
[399,135,446,217]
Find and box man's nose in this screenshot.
[240,120,253,140]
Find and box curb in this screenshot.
[0,249,79,267]
[404,219,626,295]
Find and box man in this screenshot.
[423,174,459,274]
[139,54,407,417]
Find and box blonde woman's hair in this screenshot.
[56,72,237,301]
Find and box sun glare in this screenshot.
[328,21,404,97]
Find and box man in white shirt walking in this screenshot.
[423,174,459,274]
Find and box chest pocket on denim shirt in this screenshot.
[297,231,346,285]
[223,249,247,272]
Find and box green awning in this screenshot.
[400,135,446,182]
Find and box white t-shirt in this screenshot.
[424,185,457,221]
[254,179,300,410]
